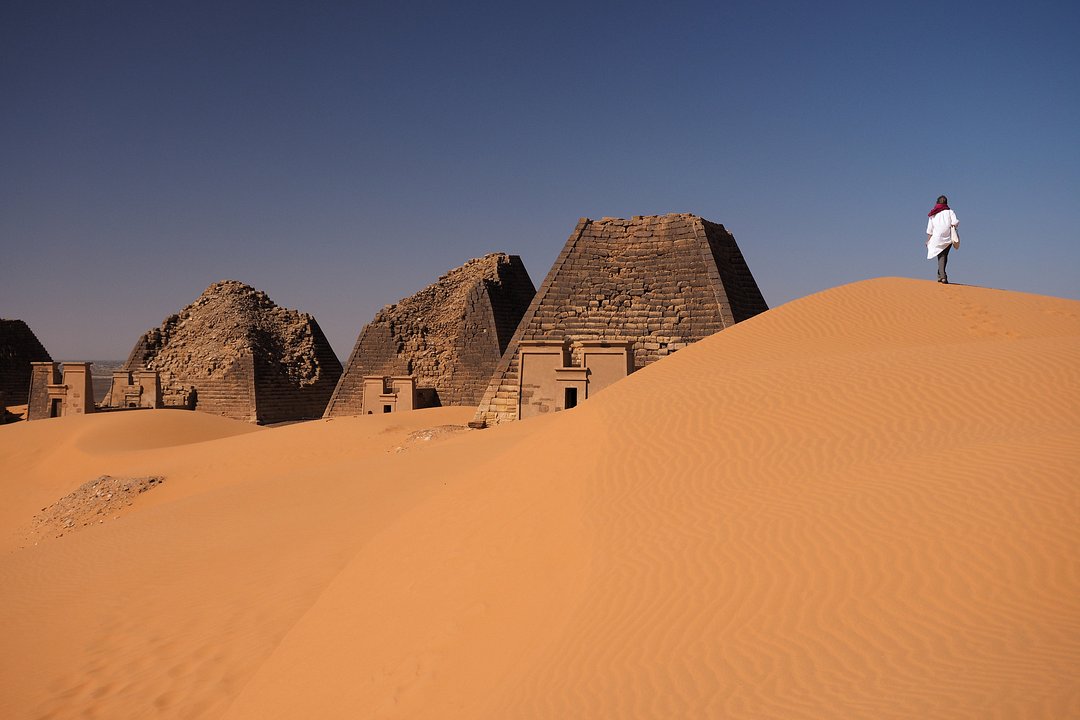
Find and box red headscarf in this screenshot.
[928,203,950,217]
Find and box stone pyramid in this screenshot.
[122,281,342,423]
[0,319,52,408]
[473,213,768,426]
[324,253,535,416]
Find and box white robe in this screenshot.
[926,209,958,259]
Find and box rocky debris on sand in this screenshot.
[393,424,473,453]
[26,475,165,541]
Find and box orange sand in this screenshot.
[1,278,1078,719]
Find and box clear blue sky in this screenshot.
[2,0,1078,360]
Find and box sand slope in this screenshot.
[1,278,1078,719]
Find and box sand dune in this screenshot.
[2,278,1078,718]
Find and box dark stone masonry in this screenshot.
[0,319,52,408]
[473,213,768,426]
[121,281,342,424]
[324,253,535,417]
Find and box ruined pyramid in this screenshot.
[324,253,535,416]
[473,213,768,426]
[0,319,52,410]
[121,281,342,423]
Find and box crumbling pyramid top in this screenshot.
[122,280,342,423]
[125,280,332,386]
[368,253,526,358]
[325,252,535,415]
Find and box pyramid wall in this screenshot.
[325,253,535,416]
[473,213,768,425]
[0,319,52,407]
[122,281,342,424]
[123,335,258,420]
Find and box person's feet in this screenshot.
[938,278,949,284]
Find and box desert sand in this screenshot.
[1,277,1078,719]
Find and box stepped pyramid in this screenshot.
[122,281,342,423]
[0,319,52,408]
[325,253,535,416]
[473,213,768,426]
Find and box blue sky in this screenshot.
[2,0,1078,359]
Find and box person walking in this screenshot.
[926,195,959,283]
